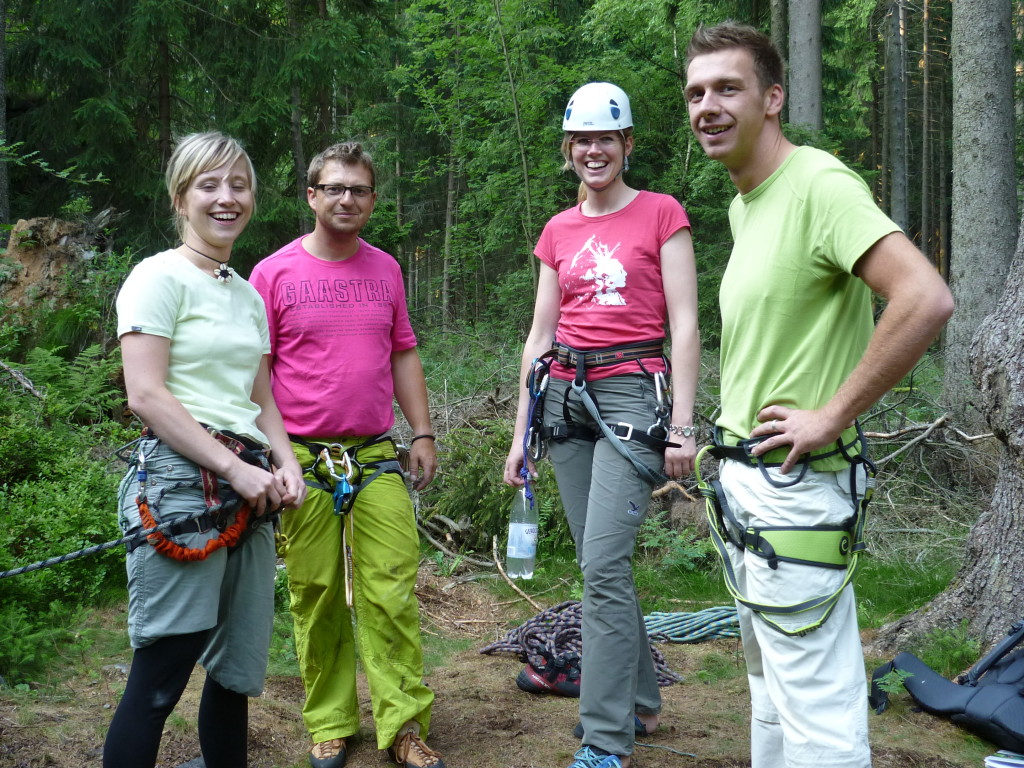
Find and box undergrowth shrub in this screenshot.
[424,417,572,554]
[0,462,124,613]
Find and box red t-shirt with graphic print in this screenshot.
[534,190,689,381]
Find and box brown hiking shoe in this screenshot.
[387,730,446,768]
[309,737,347,768]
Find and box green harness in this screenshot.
[695,426,876,636]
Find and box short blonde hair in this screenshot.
[165,132,256,240]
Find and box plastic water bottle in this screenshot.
[506,488,538,579]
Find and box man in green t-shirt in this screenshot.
[685,22,953,768]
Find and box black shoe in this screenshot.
[309,738,347,768]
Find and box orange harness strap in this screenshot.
[135,428,263,562]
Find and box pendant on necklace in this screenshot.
[183,242,233,283]
[211,263,232,283]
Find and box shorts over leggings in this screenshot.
[279,437,434,749]
[117,436,276,697]
[719,459,871,768]
[543,374,664,758]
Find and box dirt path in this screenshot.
[0,570,990,768]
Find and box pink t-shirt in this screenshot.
[535,190,690,380]
[250,236,417,438]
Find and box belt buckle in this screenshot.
[616,422,634,441]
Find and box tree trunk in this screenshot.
[787,0,821,130]
[872,217,1024,654]
[943,0,1015,432]
[492,0,535,279]
[919,0,931,259]
[771,0,787,124]
[441,159,457,331]
[0,0,8,225]
[158,38,172,173]
[886,1,909,231]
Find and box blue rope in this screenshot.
[644,605,740,643]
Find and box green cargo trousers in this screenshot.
[279,438,433,748]
[543,375,664,758]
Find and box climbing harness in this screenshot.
[539,340,679,486]
[0,430,276,580]
[127,427,275,562]
[695,423,876,636]
[288,433,406,608]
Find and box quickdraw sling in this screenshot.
[130,427,274,562]
[695,423,876,636]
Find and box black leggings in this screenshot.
[103,631,248,768]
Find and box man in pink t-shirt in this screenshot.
[251,143,442,768]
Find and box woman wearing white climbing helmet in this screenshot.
[504,82,700,768]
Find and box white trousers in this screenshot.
[719,460,871,768]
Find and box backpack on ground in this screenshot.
[869,620,1024,752]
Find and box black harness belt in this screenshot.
[555,339,665,369]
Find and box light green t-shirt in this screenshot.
[718,146,900,471]
[116,250,272,445]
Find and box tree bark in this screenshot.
[872,217,1024,654]
[919,0,931,260]
[158,38,172,173]
[0,0,8,225]
[943,0,1015,432]
[885,1,909,231]
[771,0,787,124]
[787,0,821,130]
[441,158,457,330]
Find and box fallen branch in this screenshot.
[416,522,492,568]
[653,480,698,501]
[491,535,543,612]
[0,361,45,400]
[876,413,949,467]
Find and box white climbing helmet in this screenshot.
[562,82,633,132]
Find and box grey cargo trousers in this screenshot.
[543,374,664,757]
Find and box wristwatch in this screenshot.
[668,423,697,438]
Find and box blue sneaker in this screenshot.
[567,746,622,768]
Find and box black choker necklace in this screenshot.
[184,243,232,283]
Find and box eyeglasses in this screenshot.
[570,135,620,150]
[313,184,375,199]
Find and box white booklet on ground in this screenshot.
[985,750,1024,767]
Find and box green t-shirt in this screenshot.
[718,146,900,471]
[116,250,272,445]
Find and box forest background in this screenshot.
[1,0,1023,723]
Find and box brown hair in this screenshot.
[686,21,784,93]
[307,142,376,188]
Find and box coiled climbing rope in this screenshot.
[644,605,740,643]
[480,600,701,686]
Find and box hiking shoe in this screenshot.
[567,745,622,768]
[387,730,446,768]
[573,715,649,740]
[309,737,347,768]
[515,662,581,697]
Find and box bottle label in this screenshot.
[507,523,538,559]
